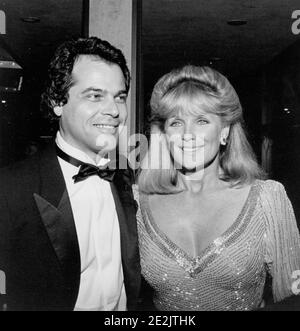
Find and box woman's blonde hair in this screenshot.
[138,65,265,194]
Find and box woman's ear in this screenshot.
[220,126,230,145]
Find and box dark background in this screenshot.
[1,0,300,224]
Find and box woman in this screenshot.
[135,65,300,311]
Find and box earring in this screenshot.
[221,137,227,146]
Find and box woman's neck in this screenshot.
[178,160,226,194]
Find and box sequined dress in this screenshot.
[134,180,300,311]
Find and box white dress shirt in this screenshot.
[56,132,127,311]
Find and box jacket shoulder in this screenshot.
[0,142,58,200]
[0,154,40,189]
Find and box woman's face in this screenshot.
[164,108,228,172]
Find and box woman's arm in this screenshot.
[262,180,300,302]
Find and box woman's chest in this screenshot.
[148,190,252,256]
[140,213,267,309]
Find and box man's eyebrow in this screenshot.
[80,88,127,96]
[81,87,104,94]
[115,89,128,96]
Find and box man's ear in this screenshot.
[53,105,63,117]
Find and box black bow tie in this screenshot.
[56,145,115,183]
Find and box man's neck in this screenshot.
[55,131,109,167]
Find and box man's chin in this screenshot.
[95,134,118,153]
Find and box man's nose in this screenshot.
[102,97,119,118]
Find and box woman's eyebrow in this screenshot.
[168,116,183,122]
[196,113,209,118]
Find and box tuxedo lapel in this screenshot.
[35,144,81,298]
[110,170,141,309]
[34,193,64,263]
[110,181,131,247]
[38,143,69,208]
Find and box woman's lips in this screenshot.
[181,145,204,152]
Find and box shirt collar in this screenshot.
[55,131,110,167]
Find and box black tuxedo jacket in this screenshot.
[0,143,141,311]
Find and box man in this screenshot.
[0,37,141,311]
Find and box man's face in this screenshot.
[54,55,128,160]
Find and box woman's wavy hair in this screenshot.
[138,65,265,194]
[40,37,130,124]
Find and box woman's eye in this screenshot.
[169,121,182,127]
[197,119,209,125]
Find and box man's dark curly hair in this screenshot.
[41,37,131,123]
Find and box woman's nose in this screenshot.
[183,133,194,142]
[183,124,194,140]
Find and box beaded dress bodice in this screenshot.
[134,180,300,311]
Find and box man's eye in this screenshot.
[115,95,127,103]
[86,94,102,101]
